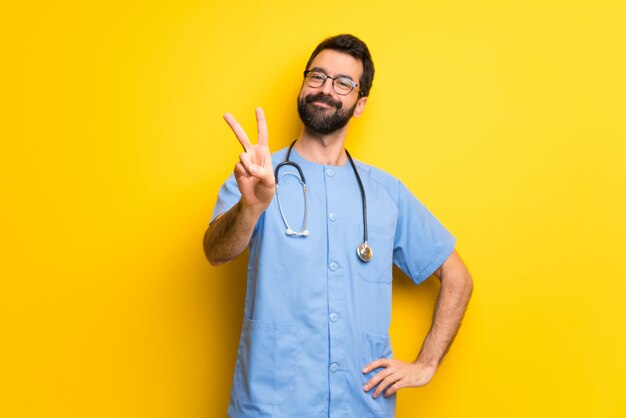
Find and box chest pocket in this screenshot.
[357,224,394,284]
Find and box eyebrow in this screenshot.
[310,67,355,81]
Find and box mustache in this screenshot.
[304,93,343,110]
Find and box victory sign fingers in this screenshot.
[223,107,275,209]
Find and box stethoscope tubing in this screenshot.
[274,140,372,261]
[274,166,309,236]
[345,148,368,247]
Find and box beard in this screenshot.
[297,93,357,135]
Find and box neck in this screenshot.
[294,126,349,166]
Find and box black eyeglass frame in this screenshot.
[303,70,360,96]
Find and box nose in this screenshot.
[320,77,334,95]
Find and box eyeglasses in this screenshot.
[303,70,359,96]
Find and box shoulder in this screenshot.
[354,159,398,183]
[353,159,402,203]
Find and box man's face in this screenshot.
[297,49,366,135]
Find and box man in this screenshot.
[204,34,473,418]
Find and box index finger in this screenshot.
[362,359,390,373]
[224,113,252,152]
[255,107,268,147]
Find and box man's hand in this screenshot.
[204,107,274,266]
[223,107,275,212]
[362,359,437,398]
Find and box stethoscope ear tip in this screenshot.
[302,230,309,236]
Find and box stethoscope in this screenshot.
[274,141,373,262]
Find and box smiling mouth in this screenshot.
[311,101,334,109]
[304,93,342,110]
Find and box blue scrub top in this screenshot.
[211,146,456,418]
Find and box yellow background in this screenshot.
[2,1,625,417]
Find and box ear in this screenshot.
[352,96,368,118]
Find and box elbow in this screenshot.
[205,249,222,266]
[205,248,226,267]
[203,228,223,266]
[208,257,225,267]
[203,231,237,266]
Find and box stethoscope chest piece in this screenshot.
[357,242,373,262]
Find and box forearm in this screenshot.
[415,260,473,368]
[362,260,472,396]
[203,199,264,266]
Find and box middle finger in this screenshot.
[365,368,394,392]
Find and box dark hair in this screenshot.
[305,34,375,98]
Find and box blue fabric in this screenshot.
[211,146,456,418]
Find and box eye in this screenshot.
[336,78,354,89]
[309,71,326,81]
